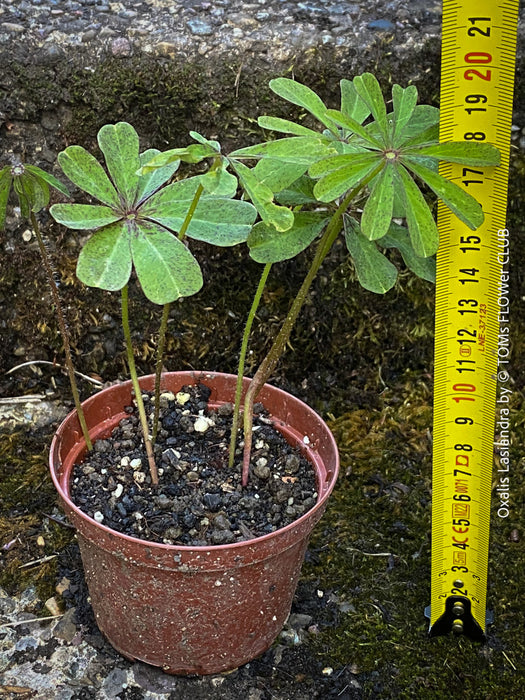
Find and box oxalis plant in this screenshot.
[0,160,93,450]
[5,72,499,495]
[143,72,500,486]
[48,122,257,485]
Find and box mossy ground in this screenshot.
[1,38,524,698]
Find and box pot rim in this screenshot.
[50,370,339,554]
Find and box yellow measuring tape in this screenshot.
[429,0,519,640]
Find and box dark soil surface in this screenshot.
[70,383,317,546]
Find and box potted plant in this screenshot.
[1,73,499,675]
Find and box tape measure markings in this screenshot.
[429,0,519,639]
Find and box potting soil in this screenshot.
[69,383,318,546]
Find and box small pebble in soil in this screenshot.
[70,383,317,546]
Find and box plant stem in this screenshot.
[152,302,170,443]
[30,212,93,450]
[228,262,272,468]
[121,284,158,485]
[152,182,206,441]
[240,170,383,485]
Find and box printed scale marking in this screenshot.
[429,0,519,639]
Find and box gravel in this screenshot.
[0,0,444,63]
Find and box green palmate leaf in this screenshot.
[199,165,238,197]
[268,78,336,132]
[312,155,382,202]
[135,149,180,204]
[402,156,485,230]
[24,165,70,198]
[405,141,500,166]
[230,137,335,166]
[252,157,310,194]
[392,84,418,147]
[395,164,439,257]
[230,160,294,232]
[361,164,394,240]
[76,221,132,290]
[381,223,436,283]
[324,109,383,148]
[97,122,140,206]
[50,203,122,230]
[0,168,12,230]
[275,174,318,205]
[247,212,328,263]
[257,116,320,137]
[131,222,203,304]
[344,215,397,294]
[58,146,120,208]
[340,78,371,124]
[353,73,389,143]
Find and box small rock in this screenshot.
[176,391,191,405]
[53,607,77,642]
[133,471,146,484]
[285,453,300,474]
[93,511,104,523]
[130,458,142,469]
[367,19,395,32]
[110,37,132,57]
[187,18,213,36]
[194,415,214,432]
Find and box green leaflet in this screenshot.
[58,146,120,208]
[24,165,69,198]
[340,78,371,124]
[252,158,310,195]
[309,152,379,179]
[353,73,389,144]
[130,223,203,305]
[403,156,484,230]
[405,141,500,166]
[230,137,335,166]
[97,123,140,206]
[344,216,397,294]
[0,168,12,230]
[135,149,180,204]
[401,105,440,140]
[391,84,418,147]
[324,109,383,149]
[361,164,394,241]
[76,221,132,291]
[50,203,122,230]
[20,173,49,213]
[144,195,257,246]
[247,212,328,263]
[381,223,436,283]
[230,160,294,232]
[395,164,439,257]
[199,165,238,197]
[268,78,335,132]
[312,156,382,203]
[275,175,318,206]
[257,116,320,137]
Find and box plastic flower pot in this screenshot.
[49,371,339,675]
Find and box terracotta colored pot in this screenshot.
[49,371,339,675]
